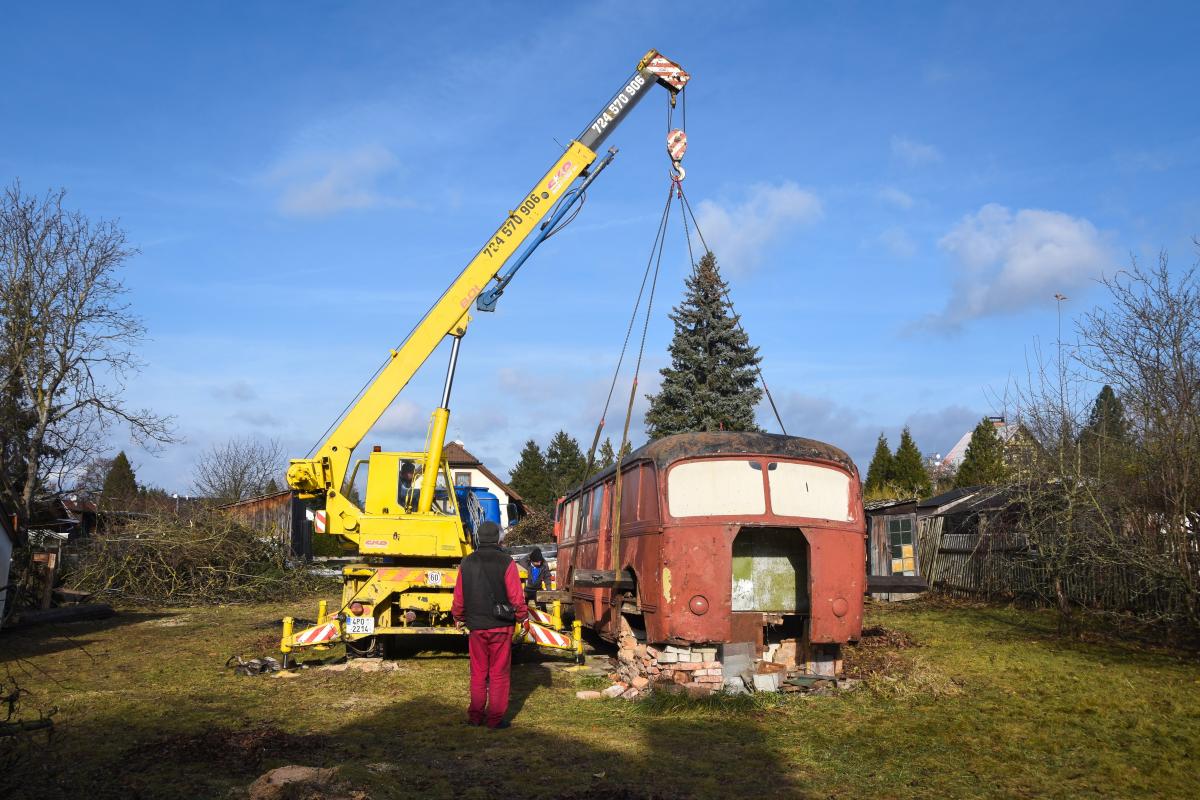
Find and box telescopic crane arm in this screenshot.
[286,51,689,528]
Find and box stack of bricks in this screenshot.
[653,645,724,696]
[605,635,725,698]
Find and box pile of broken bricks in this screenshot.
[575,635,859,701]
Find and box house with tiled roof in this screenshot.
[940,415,1041,479]
[440,441,524,528]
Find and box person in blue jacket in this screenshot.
[521,547,550,602]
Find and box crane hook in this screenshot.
[667,128,687,183]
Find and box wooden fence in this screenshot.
[921,514,1191,620]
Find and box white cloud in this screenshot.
[927,203,1112,328]
[231,409,284,428]
[695,182,822,274]
[891,136,943,166]
[264,144,409,217]
[374,399,427,438]
[879,226,917,259]
[210,379,257,402]
[772,392,985,473]
[877,186,915,209]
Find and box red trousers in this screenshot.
[467,628,512,727]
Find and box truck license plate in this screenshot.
[345,616,375,635]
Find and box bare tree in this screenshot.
[1006,246,1200,633]
[1077,249,1200,622]
[0,182,174,522]
[74,455,114,498]
[191,436,285,504]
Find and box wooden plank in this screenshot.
[10,604,115,627]
[866,575,928,593]
[571,569,635,590]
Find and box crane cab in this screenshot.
[326,449,473,560]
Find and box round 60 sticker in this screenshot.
[426,571,443,585]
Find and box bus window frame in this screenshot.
[590,486,605,533]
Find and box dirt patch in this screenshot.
[842,625,919,680]
[138,614,194,627]
[128,725,330,775]
[548,789,663,800]
[247,765,369,800]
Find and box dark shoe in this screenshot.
[488,720,511,730]
[466,719,483,727]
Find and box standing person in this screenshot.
[451,521,528,729]
[521,547,551,602]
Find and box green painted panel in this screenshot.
[731,528,808,612]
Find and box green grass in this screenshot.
[3,597,1198,799]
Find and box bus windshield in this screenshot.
[667,459,765,517]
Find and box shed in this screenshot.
[218,490,311,560]
[864,487,984,601]
[864,499,919,601]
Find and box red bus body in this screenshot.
[555,432,865,661]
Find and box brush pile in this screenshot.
[67,513,323,606]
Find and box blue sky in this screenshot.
[4,1,1198,492]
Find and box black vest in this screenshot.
[459,546,515,631]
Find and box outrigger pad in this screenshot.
[572,569,635,590]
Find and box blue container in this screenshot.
[452,486,502,532]
[473,488,502,526]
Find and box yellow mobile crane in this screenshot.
[281,50,690,660]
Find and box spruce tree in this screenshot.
[863,434,896,498]
[597,438,616,469]
[1079,384,1130,479]
[265,478,280,494]
[544,431,586,500]
[954,418,1009,487]
[509,439,552,510]
[644,251,763,438]
[101,451,139,508]
[893,426,932,497]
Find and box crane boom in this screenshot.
[286,50,689,533]
[277,50,689,660]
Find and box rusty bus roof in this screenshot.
[575,431,857,495]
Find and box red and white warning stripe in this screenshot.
[645,55,690,90]
[667,129,687,162]
[519,620,572,650]
[314,510,327,534]
[294,622,339,645]
[528,607,554,626]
